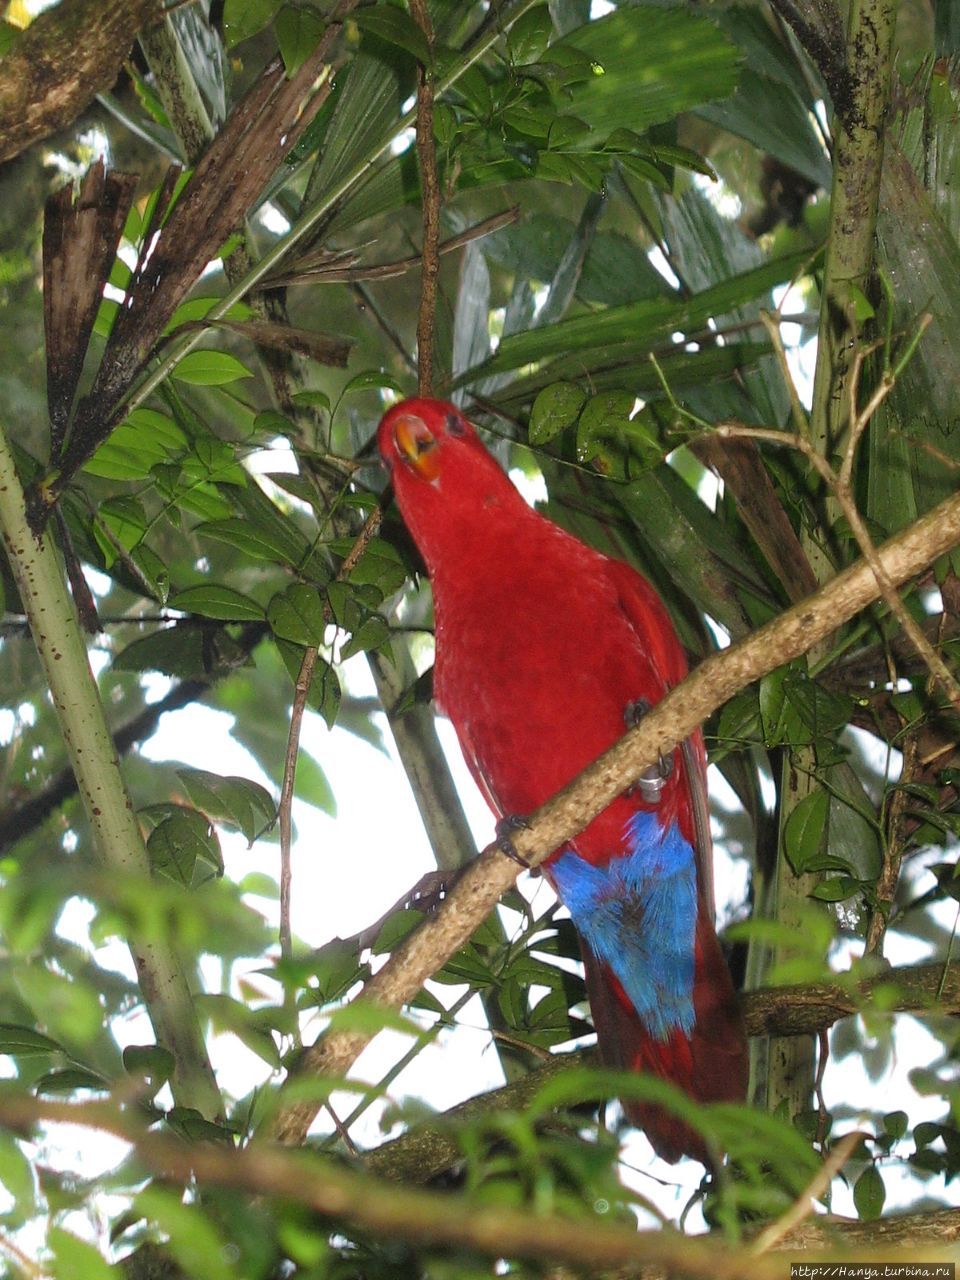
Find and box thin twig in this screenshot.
[277,505,383,980]
[814,1027,831,1147]
[760,309,810,435]
[715,320,960,718]
[410,0,441,395]
[279,646,319,972]
[749,1129,865,1255]
[866,733,921,955]
[268,208,518,288]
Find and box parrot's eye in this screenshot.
[446,413,467,437]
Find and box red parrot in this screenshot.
[377,397,748,1163]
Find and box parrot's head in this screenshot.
[377,397,482,485]
[376,397,529,561]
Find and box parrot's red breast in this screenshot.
[377,397,748,1163]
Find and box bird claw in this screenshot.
[496,815,532,867]
[624,697,673,804]
[624,697,652,729]
[635,752,674,804]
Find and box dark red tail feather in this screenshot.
[582,912,747,1165]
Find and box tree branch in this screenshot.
[269,482,960,1146]
[0,0,160,164]
[409,0,441,395]
[0,1092,954,1276]
[365,961,960,1184]
[808,0,898,466]
[0,422,221,1121]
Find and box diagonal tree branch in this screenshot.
[269,481,960,1146]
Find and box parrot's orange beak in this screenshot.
[392,413,440,481]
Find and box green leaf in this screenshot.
[169,585,265,621]
[884,1110,909,1140]
[853,1163,886,1220]
[145,806,224,887]
[759,665,808,747]
[229,482,316,565]
[697,68,830,187]
[198,518,299,564]
[371,909,423,954]
[781,670,853,739]
[123,1044,175,1089]
[810,875,861,902]
[0,1023,63,1056]
[300,938,366,1005]
[0,1132,35,1214]
[176,768,277,844]
[341,368,405,397]
[324,998,420,1037]
[576,393,662,474]
[0,22,19,57]
[196,992,281,1067]
[267,583,329,646]
[172,349,252,385]
[290,388,332,411]
[275,640,342,726]
[48,1227,117,1280]
[508,4,554,65]
[291,749,336,816]
[223,0,280,48]
[275,4,326,76]
[558,7,740,137]
[783,789,829,875]
[113,625,227,679]
[529,381,586,444]
[824,762,882,881]
[136,1186,235,1280]
[352,6,432,66]
[185,436,247,486]
[13,966,104,1047]
[166,296,254,332]
[94,496,148,565]
[237,871,280,899]
[35,1067,110,1094]
[874,142,960,523]
[85,409,188,480]
[331,535,407,594]
[339,615,390,661]
[460,247,814,382]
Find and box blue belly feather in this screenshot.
[551,811,697,1041]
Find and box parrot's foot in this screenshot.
[624,696,653,728]
[496,815,532,867]
[623,697,674,803]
